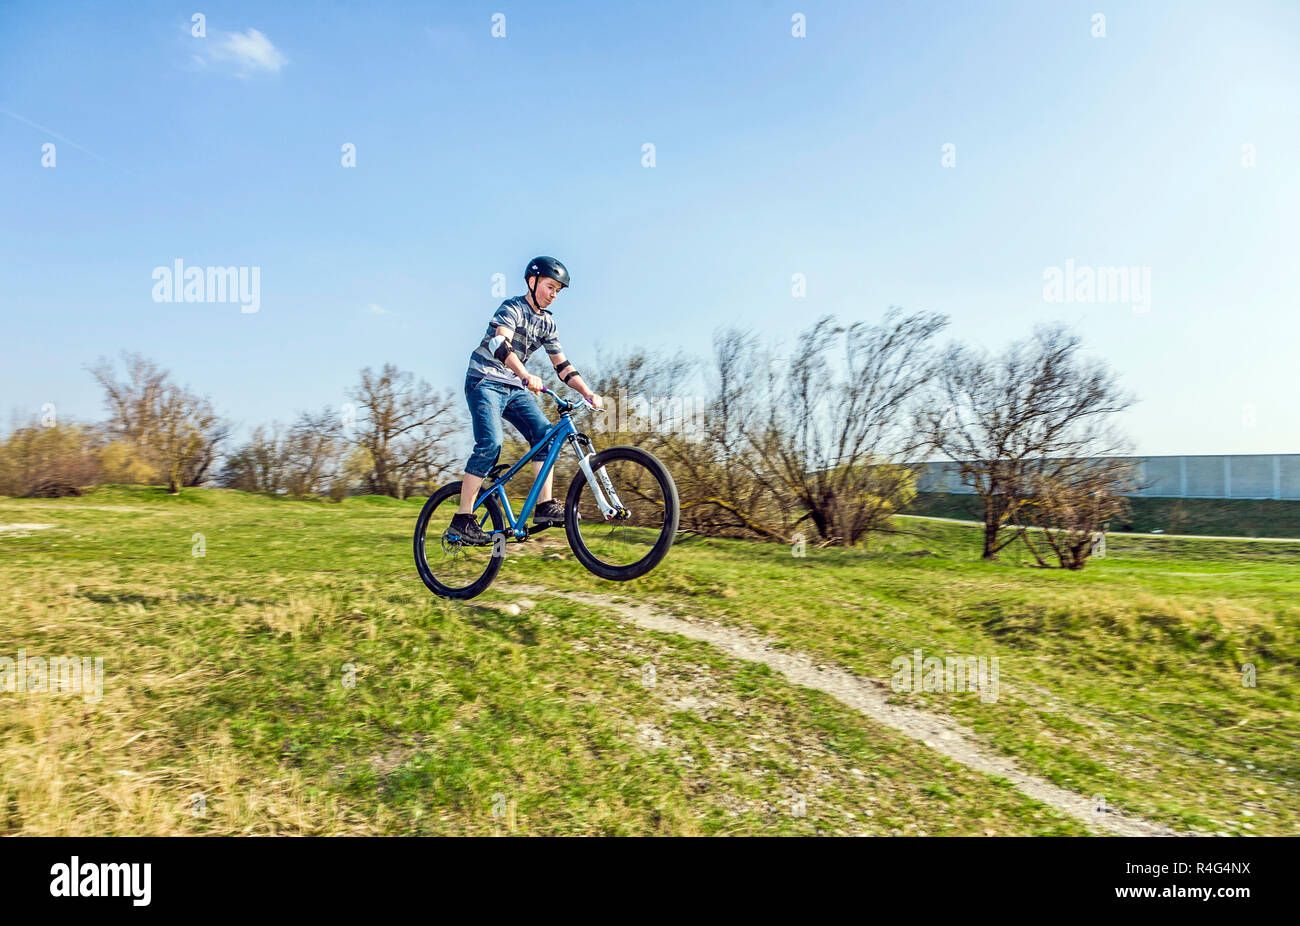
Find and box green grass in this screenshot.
[1,485,1295,835]
[568,518,1298,836]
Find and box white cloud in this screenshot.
[366,304,390,315]
[204,28,287,77]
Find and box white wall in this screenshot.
[913,455,1300,500]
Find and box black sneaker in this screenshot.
[532,499,566,528]
[448,513,492,546]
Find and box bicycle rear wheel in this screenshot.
[414,481,505,599]
[564,446,678,581]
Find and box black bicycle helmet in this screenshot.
[525,256,570,289]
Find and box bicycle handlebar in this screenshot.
[537,385,598,414]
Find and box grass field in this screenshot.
[1,485,1295,835]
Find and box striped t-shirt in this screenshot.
[466,294,565,388]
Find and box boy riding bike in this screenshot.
[449,256,604,545]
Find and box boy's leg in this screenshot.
[502,389,558,502]
[458,474,485,514]
[459,377,505,514]
[530,461,553,503]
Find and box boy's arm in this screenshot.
[549,352,602,407]
[490,324,541,387]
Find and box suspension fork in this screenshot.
[567,434,627,520]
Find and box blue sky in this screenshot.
[2,0,1297,456]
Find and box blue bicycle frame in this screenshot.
[471,388,618,540]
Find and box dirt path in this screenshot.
[498,581,1181,837]
[0,523,56,533]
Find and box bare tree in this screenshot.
[182,408,230,487]
[155,386,225,493]
[89,353,230,494]
[217,408,348,497]
[583,314,946,548]
[349,364,460,499]
[916,324,1135,559]
[583,344,791,540]
[656,330,808,541]
[216,424,287,493]
[740,310,948,547]
[0,419,102,497]
[669,329,796,540]
[283,408,346,497]
[89,353,169,449]
[1013,456,1137,569]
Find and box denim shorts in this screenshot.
[463,373,556,478]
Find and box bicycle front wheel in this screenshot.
[564,446,679,581]
[414,481,505,599]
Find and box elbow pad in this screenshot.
[489,335,512,363]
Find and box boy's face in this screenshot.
[529,275,564,309]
